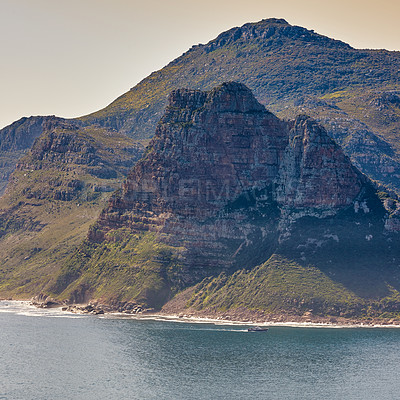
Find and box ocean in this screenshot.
[1,301,400,400]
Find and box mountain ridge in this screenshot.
[79,18,400,193]
[0,116,73,196]
[1,18,399,193]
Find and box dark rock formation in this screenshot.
[0,116,74,195]
[31,293,61,308]
[10,122,144,202]
[277,115,363,209]
[0,115,71,152]
[203,18,351,53]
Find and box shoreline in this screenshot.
[2,299,400,329]
[107,312,400,329]
[151,310,400,329]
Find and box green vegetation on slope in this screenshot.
[0,125,143,299]
[52,230,186,309]
[187,254,362,315]
[82,18,400,137]
[185,253,400,319]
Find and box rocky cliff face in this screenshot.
[7,121,144,202]
[90,83,290,282]
[53,83,398,312]
[277,116,363,210]
[0,116,70,152]
[281,92,400,195]
[18,121,142,178]
[0,116,71,195]
[94,83,367,241]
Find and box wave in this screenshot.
[0,300,85,319]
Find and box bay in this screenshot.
[1,301,400,400]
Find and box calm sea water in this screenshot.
[1,302,400,400]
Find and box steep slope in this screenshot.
[51,83,400,319]
[0,121,144,298]
[0,116,71,195]
[279,90,400,194]
[81,18,400,193]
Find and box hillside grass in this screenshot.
[53,231,186,309]
[185,254,400,319]
[0,126,143,299]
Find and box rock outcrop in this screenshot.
[0,115,70,153]
[277,115,363,210]
[94,83,368,245]
[0,116,72,195]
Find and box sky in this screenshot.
[0,0,399,129]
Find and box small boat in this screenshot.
[248,326,269,332]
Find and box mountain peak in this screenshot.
[91,83,370,262]
[120,83,365,218]
[261,18,289,24]
[207,81,267,112]
[202,17,352,53]
[81,17,399,195]
[165,82,268,126]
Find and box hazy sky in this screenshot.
[1,0,399,129]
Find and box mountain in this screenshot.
[1,18,399,195]
[0,18,400,321]
[46,83,400,320]
[80,18,400,194]
[0,121,144,298]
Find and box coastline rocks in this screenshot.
[63,302,155,315]
[64,304,105,315]
[31,293,61,308]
